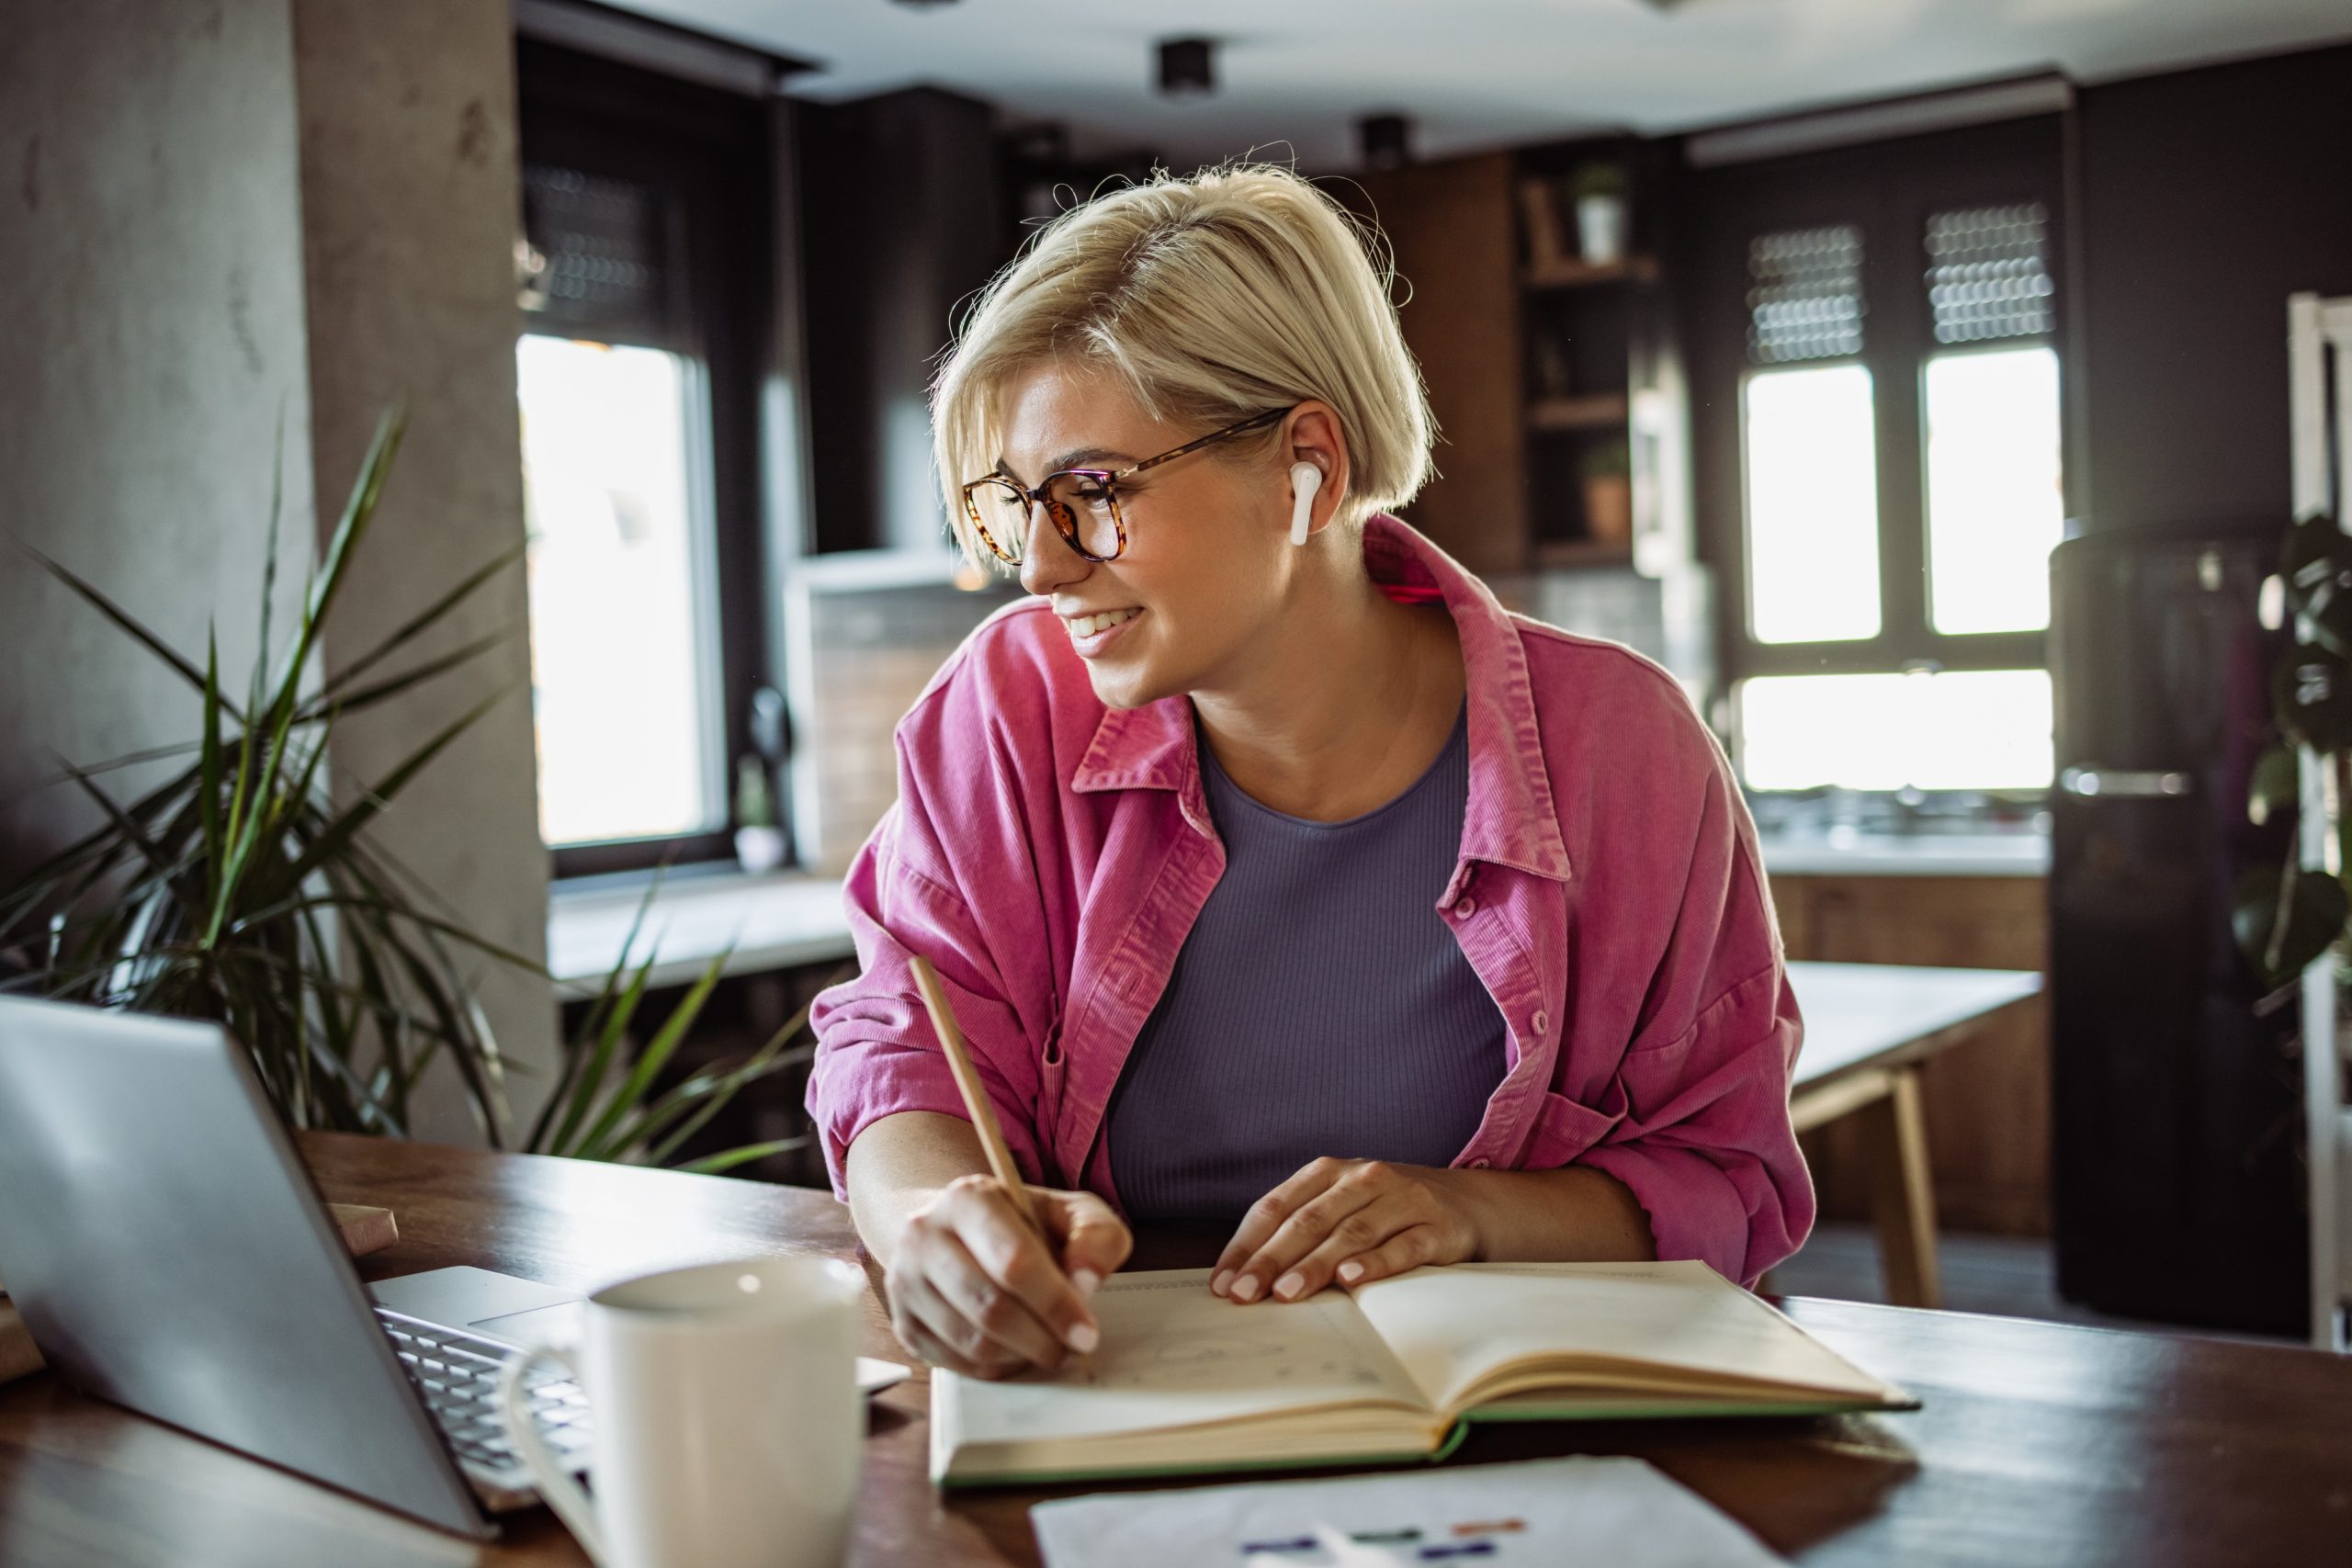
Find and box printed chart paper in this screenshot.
[1032,1455,1787,1567]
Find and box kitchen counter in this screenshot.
[548,829,2051,992]
[1758,829,2049,877]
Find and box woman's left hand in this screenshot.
[1210,1157,1485,1304]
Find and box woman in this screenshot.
[808,164,1812,1381]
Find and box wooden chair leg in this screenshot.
[1859,1066,1942,1309]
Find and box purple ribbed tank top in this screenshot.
[1104,702,1507,1227]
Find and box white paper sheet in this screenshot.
[1031,1455,1787,1568]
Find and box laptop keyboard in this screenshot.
[374,1306,592,1475]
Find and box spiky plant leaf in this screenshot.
[5,411,808,1174]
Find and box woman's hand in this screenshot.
[1210,1157,1483,1304]
[884,1174,1133,1379]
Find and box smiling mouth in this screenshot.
[1064,607,1141,638]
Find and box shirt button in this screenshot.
[1532,1010,1549,1036]
[1453,897,1476,919]
[1469,1157,1491,1169]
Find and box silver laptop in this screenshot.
[0,994,593,1540]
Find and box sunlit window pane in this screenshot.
[1925,345,2064,634]
[518,334,718,846]
[1738,670,2053,791]
[1744,365,1881,644]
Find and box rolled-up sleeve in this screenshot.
[805,831,1046,1200]
[1567,707,1815,1290]
[804,688,1055,1201]
[1577,964,1810,1288]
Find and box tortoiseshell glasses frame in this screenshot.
[959,405,1293,565]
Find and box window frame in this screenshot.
[1688,116,2070,697]
[516,37,782,879]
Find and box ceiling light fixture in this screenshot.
[1157,38,1216,98]
[1359,113,1413,172]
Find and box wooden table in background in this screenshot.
[1771,870,2053,1243]
[1786,962,2044,1310]
[2,1133,2348,1567]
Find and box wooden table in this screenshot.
[1787,962,2043,1310]
[4,1132,2348,1567]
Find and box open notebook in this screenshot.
[931,1260,1914,1486]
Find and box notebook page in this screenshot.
[1349,1260,1900,1413]
[943,1269,1430,1447]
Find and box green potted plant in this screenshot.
[734,753,786,874]
[529,876,820,1174]
[2234,513,2352,986]
[2,412,811,1173]
[1579,437,1634,549]
[0,413,526,1138]
[1567,162,1630,266]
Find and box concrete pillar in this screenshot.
[289,0,555,1145]
[0,0,318,866]
[0,0,556,1146]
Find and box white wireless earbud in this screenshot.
[1287,462,1322,547]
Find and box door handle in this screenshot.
[2057,766,2193,798]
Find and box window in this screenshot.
[1744,362,1880,644]
[1691,118,2066,794]
[514,37,788,877]
[1922,342,2063,635]
[518,335,719,845]
[1738,670,2053,791]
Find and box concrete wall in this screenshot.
[290,0,556,1144]
[0,0,555,1145]
[0,0,318,868]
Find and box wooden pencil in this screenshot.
[907,954,1095,1379]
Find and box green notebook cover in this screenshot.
[935,1420,1473,1491]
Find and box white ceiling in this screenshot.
[621,0,2352,169]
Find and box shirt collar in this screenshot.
[1069,514,1572,882]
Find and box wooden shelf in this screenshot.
[1527,393,1629,431]
[1351,137,1689,584]
[1522,254,1659,289]
[1532,538,1635,571]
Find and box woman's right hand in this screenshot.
[883,1174,1133,1379]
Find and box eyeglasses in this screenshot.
[960,406,1291,565]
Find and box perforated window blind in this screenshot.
[519,164,683,347]
[1924,203,2053,344]
[1746,224,1864,365]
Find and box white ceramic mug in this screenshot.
[497,1255,865,1568]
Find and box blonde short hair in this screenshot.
[931,162,1434,563]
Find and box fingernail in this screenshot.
[1272,1271,1305,1301]
[1072,1268,1102,1298]
[1210,1269,1234,1296]
[1066,1322,1099,1353]
[1338,1261,1364,1284]
[1232,1275,1261,1302]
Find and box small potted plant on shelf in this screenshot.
[733,753,786,874]
[1580,437,1633,548]
[1568,162,1630,267]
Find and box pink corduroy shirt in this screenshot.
[807,514,1815,1287]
